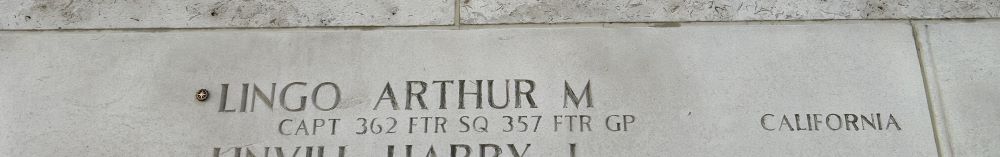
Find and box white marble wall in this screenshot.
[2,0,1000,29]
[916,20,1000,157]
[0,22,938,156]
[461,0,1000,24]
[1,0,456,29]
[2,0,1000,156]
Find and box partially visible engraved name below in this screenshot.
[760,113,902,131]
[213,143,571,157]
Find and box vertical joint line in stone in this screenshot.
[454,0,461,27]
[909,20,953,157]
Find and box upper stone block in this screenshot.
[461,0,1000,24]
[1,0,455,30]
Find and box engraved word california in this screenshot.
[210,79,636,157]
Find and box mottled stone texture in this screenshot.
[461,0,1000,24]
[0,0,454,29]
[4,0,999,29]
